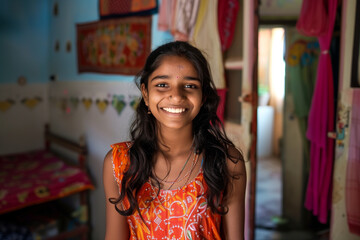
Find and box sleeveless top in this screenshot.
[111,142,222,239]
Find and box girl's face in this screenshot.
[141,55,203,131]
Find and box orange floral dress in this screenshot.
[111,142,222,240]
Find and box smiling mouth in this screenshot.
[162,107,186,113]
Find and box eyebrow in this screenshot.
[150,75,200,82]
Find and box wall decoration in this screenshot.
[21,97,42,109]
[70,97,79,109]
[17,76,27,86]
[99,0,157,18]
[76,16,151,75]
[55,41,60,52]
[59,98,69,113]
[82,98,93,110]
[66,41,71,53]
[112,95,126,115]
[129,95,141,110]
[335,101,350,159]
[53,2,59,16]
[96,99,109,113]
[0,99,15,112]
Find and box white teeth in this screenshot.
[163,108,186,113]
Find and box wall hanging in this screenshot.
[76,16,151,75]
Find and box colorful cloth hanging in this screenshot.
[76,16,151,75]
[157,0,200,41]
[99,0,157,18]
[296,0,338,224]
[346,91,360,235]
[190,0,225,89]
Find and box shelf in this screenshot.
[224,57,243,70]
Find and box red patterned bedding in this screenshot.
[0,150,94,214]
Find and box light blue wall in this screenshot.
[49,0,173,82]
[0,0,173,83]
[0,0,50,84]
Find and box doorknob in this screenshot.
[238,93,253,103]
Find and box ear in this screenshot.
[141,83,149,106]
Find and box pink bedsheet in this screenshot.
[0,150,94,214]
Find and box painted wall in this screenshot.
[330,0,360,239]
[0,0,50,154]
[0,0,50,84]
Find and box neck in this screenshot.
[157,126,194,157]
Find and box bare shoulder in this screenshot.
[103,149,113,168]
[103,149,116,188]
[226,145,246,177]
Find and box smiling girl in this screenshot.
[103,41,246,240]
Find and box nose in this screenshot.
[169,86,185,101]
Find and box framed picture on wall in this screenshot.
[351,0,360,88]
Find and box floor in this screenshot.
[254,156,329,240]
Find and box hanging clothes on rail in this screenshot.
[157,0,200,41]
[296,0,338,224]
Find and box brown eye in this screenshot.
[185,84,197,89]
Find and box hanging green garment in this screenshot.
[285,30,320,171]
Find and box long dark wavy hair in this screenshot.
[109,41,244,217]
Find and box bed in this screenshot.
[0,125,94,240]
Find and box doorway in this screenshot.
[255,27,285,230]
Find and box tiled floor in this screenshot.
[256,156,282,229]
[255,156,329,240]
[255,228,318,240]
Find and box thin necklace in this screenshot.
[155,138,195,187]
[162,150,193,190]
[182,153,200,187]
[148,153,200,207]
[161,152,196,184]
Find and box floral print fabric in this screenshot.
[0,150,94,214]
[111,142,222,239]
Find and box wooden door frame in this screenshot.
[249,0,259,239]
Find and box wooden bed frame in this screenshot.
[44,124,91,240]
[0,124,93,240]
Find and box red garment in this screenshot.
[217,0,239,51]
[346,91,360,235]
[216,89,227,123]
[111,142,222,239]
[299,0,338,224]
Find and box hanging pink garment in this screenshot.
[157,0,177,32]
[157,0,199,41]
[297,0,338,224]
[157,0,172,31]
[346,91,360,235]
[296,1,328,36]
